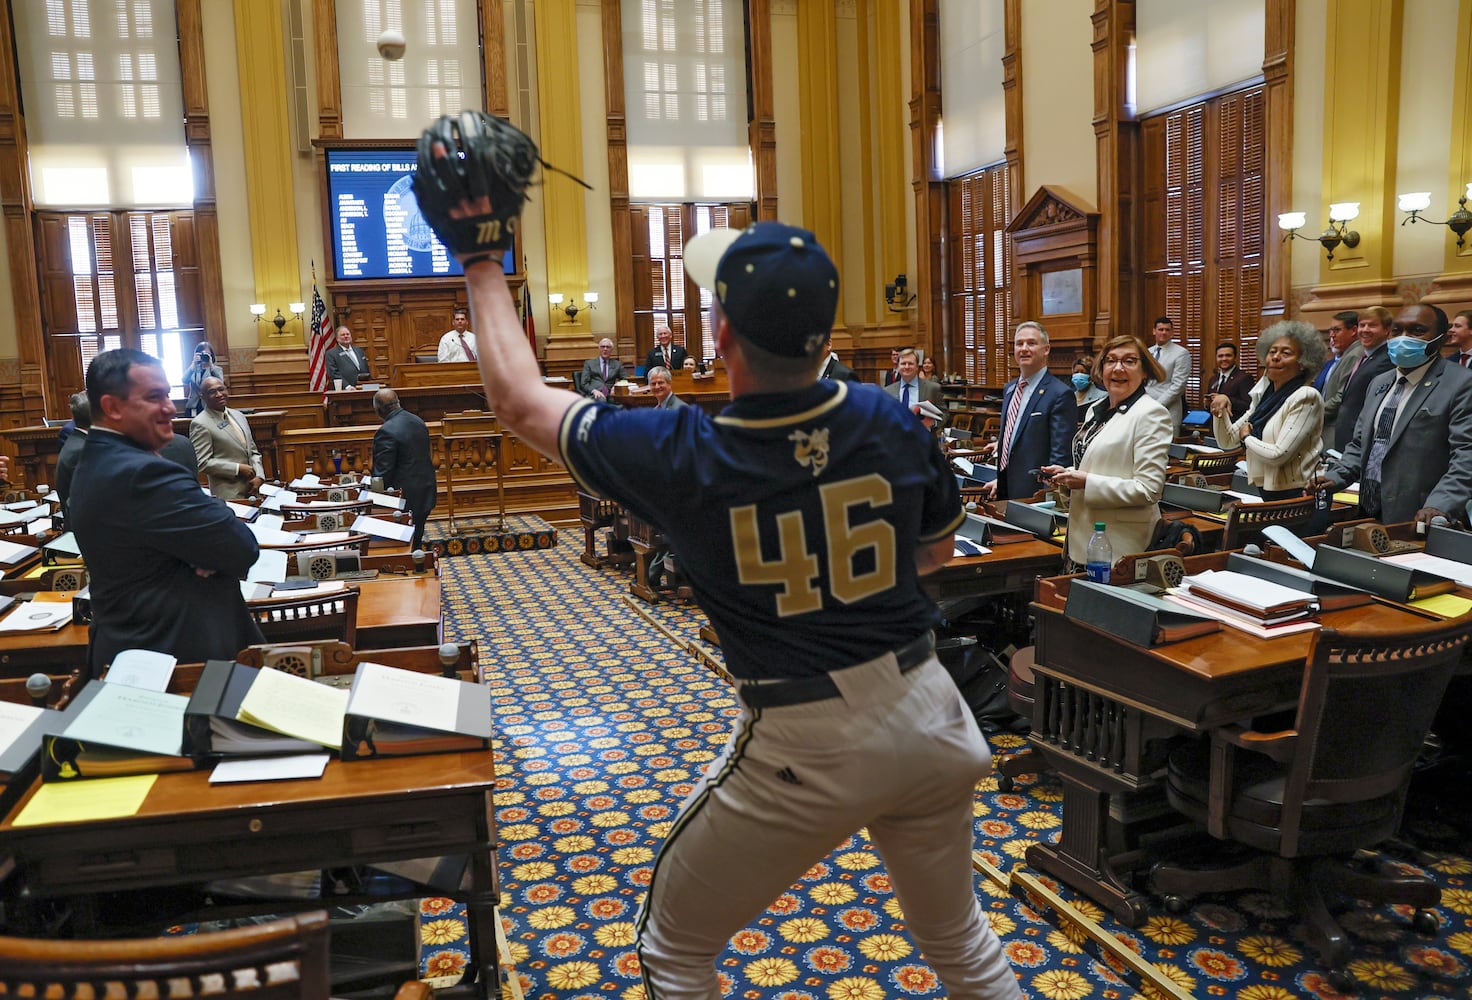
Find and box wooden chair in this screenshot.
[248,586,360,647]
[1221,493,1317,550]
[1186,447,1245,476]
[268,533,373,557]
[0,911,431,1000]
[1148,618,1472,992]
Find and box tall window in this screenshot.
[622,0,752,200]
[631,202,751,363]
[948,164,1012,385]
[338,0,480,138]
[13,0,192,207]
[38,211,203,394]
[1142,86,1267,400]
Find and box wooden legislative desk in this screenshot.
[1023,560,1463,925]
[326,384,490,427]
[0,749,500,997]
[0,412,291,488]
[922,537,1064,602]
[0,573,442,680]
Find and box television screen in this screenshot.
[325,148,513,280]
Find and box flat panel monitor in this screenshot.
[325,148,513,280]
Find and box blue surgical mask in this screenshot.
[1386,336,1433,369]
[1071,373,1092,392]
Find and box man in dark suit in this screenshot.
[55,391,90,515]
[373,388,437,549]
[1204,342,1253,420]
[1333,306,1394,449]
[882,348,902,386]
[644,325,694,374]
[1315,304,1472,527]
[884,349,943,409]
[326,325,372,388]
[818,333,861,383]
[68,349,262,678]
[580,338,627,401]
[984,321,1077,500]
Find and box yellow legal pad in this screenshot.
[1408,593,1472,619]
[1333,492,1360,505]
[11,774,157,827]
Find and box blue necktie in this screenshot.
[901,382,911,408]
[1314,356,1337,392]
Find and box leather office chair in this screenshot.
[248,586,360,648]
[1221,493,1317,550]
[1148,618,1472,992]
[0,911,430,1000]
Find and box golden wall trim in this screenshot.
[1315,0,1401,285]
[1433,0,1472,287]
[536,0,589,339]
[797,0,845,326]
[236,0,304,345]
[874,0,907,328]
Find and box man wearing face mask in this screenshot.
[1310,303,1472,527]
[983,321,1077,500]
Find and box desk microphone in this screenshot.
[26,672,50,707]
[438,642,461,678]
[412,548,426,573]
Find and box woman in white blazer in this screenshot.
[1043,335,1173,568]
[1210,321,1325,501]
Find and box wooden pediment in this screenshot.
[1007,186,1098,235]
[1006,186,1100,265]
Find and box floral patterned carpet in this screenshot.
[429,540,1472,1000]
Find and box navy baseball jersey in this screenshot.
[559,380,963,680]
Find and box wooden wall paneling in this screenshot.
[1002,0,1024,353]
[313,0,343,141]
[748,0,778,223]
[480,0,510,118]
[176,0,227,359]
[169,212,207,332]
[1091,0,1140,346]
[0,0,48,423]
[1260,0,1294,322]
[910,0,944,355]
[603,0,634,361]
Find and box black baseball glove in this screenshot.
[414,111,590,266]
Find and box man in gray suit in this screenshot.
[189,377,265,500]
[648,366,685,410]
[1144,316,1191,429]
[884,348,943,410]
[1318,310,1362,451]
[1314,303,1472,527]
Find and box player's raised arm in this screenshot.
[412,111,584,460]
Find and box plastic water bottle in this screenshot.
[1085,522,1112,584]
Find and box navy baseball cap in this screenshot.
[683,222,839,358]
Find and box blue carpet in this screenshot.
[435,540,1472,999]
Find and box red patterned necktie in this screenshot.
[1000,379,1027,469]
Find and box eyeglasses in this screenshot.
[1103,355,1141,368]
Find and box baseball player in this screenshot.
[412,111,1021,1000]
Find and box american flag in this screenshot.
[307,283,333,392]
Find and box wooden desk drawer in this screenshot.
[42,846,177,886]
[351,814,479,855]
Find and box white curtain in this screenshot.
[622,0,752,201]
[938,0,1006,179]
[1136,0,1265,114]
[14,0,191,208]
[338,0,483,139]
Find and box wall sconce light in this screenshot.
[550,292,595,324]
[1398,185,1472,249]
[289,301,306,336]
[884,273,916,312]
[250,303,267,323]
[1277,203,1361,261]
